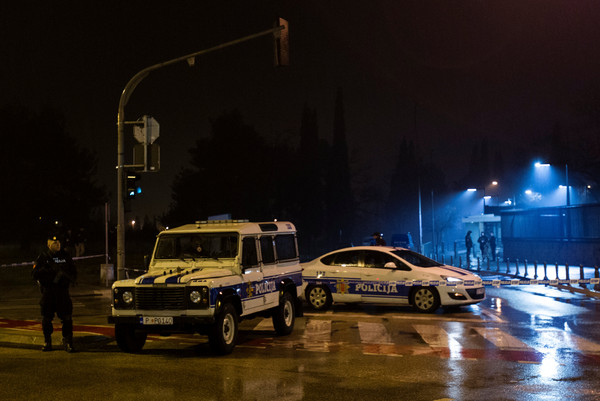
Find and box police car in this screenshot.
[302,246,485,313]
[109,220,303,354]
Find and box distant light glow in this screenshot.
[535,162,550,168]
[467,188,477,192]
[525,189,533,195]
[483,196,491,200]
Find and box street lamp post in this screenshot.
[116,23,288,279]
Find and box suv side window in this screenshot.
[242,237,259,268]
[274,234,298,261]
[260,236,275,265]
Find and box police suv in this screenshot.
[109,220,303,354]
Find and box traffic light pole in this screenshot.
[116,23,287,279]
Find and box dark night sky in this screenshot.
[3,1,600,220]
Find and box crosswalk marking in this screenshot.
[358,322,393,344]
[535,328,600,353]
[473,327,533,350]
[253,318,275,331]
[3,315,600,363]
[302,319,332,352]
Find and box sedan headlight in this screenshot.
[113,287,135,309]
[441,275,464,284]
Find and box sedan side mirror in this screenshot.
[384,262,397,269]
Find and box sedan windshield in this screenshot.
[391,249,442,268]
[154,233,239,260]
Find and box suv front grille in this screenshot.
[135,287,186,310]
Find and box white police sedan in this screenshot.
[302,246,485,313]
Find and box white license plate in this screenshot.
[141,316,173,325]
[476,288,484,295]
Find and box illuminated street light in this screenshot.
[466,181,499,214]
[535,162,570,206]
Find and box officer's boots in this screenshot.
[42,338,52,352]
[62,337,74,353]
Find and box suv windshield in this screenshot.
[391,249,442,268]
[154,233,239,260]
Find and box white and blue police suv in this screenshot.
[109,220,303,354]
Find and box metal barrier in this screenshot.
[459,256,600,296]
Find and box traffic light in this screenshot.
[125,172,141,199]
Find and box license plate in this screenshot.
[476,288,484,295]
[141,316,173,325]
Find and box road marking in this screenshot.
[302,319,331,352]
[252,318,275,331]
[473,327,532,350]
[535,328,600,353]
[358,321,393,344]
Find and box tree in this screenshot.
[324,88,355,249]
[166,109,295,226]
[0,103,105,243]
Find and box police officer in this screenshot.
[372,232,386,246]
[32,235,77,352]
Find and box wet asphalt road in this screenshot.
[1,264,600,400]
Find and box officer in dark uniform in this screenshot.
[372,232,386,246]
[32,234,77,352]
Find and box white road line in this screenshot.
[252,318,274,331]
[413,324,451,348]
[301,319,331,352]
[535,328,600,353]
[473,327,533,350]
[304,312,486,323]
[358,321,393,344]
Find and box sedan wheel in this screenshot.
[307,285,332,311]
[411,287,440,313]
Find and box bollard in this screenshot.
[580,264,586,288]
[534,261,538,280]
[477,257,481,271]
[555,262,559,280]
[543,262,548,280]
[595,266,600,292]
[565,262,570,281]
[506,258,510,274]
[515,259,520,276]
[450,255,453,266]
[524,259,528,278]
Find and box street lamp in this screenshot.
[534,162,569,206]
[115,21,290,279]
[467,181,498,214]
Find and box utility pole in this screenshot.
[116,21,289,279]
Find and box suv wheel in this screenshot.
[272,292,295,335]
[209,303,238,355]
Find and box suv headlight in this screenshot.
[186,286,209,309]
[113,287,135,309]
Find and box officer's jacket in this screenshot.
[32,249,77,288]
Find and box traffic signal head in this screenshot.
[125,172,141,199]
